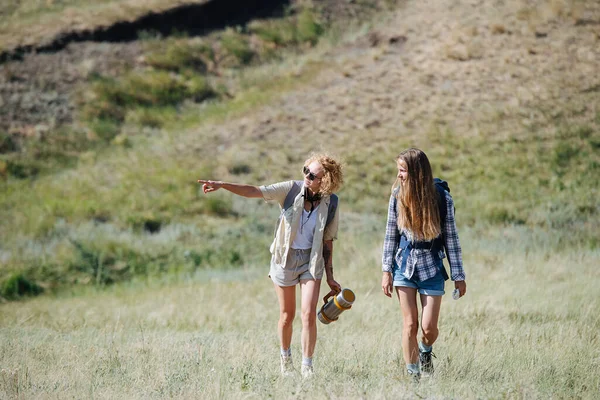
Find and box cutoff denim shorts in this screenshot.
[392,259,445,296]
[269,248,322,286]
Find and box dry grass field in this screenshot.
[1,230,599,398]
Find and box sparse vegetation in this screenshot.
[295,8,324,45]
[249,18,298,47]
[144,38,210,73]
[220,28,255,66]
[80,71,217,123]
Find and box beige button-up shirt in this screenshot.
[260,181,339,279]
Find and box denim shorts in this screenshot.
[269,248,322,287]
[392,260,445,296]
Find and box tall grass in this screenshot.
[1,226,598,398]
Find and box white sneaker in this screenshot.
[280,355,294,376]
[301,364,314,379]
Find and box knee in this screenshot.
[403,320,418,338]
[301,309,316,327]
[280,310,295,328]
[421,325,439,339]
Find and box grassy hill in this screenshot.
[1,0,599,398]
[1,0,598,297]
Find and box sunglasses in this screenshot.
[303,166,322,181]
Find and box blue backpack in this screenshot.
[434,178,451,230]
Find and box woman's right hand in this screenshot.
[197,179,223,194]
[381,272,393,298]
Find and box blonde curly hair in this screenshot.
[304,153,344,195]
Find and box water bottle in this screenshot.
[318,288,356,324]
[452,288,460,300]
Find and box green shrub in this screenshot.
[552,142,579,170]
[229,162,252,175]
[486,206,526,225]
[296,8,324,45]
[82,71,217,124]
[0,132,19,154]
[125,108,165,128]
[248,19,297,46]
[221,29,255,65]
[80,76,128,122]
[1,273,43,299]
[145,40,209,73]
[185,75,216,102]
[184,247,243,269]
[69,239,161,285]
[4,159,40,179]
[184,249,209,266]
[204,197,234,217]
[126,71,192,106]
[126,213,169,233]
[89,119,121,142]
[70,239,107,285]
[575,125,593,139]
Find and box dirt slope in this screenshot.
[1,0,599,140]
[204,0,600,156]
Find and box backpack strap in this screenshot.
[433,178,448,232]
[433,178,452,281]
[276,181,338,238]
[326,194,338,228]
[282,181,303,211]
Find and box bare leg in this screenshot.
[299,278,321,358]
[396,286,420,364]
[273,283,296,351]
[419,294,442,346]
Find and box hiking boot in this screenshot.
[301,364,314,379]
[408,370,421,384]
[419,350,436,376]
[280,355,294,377]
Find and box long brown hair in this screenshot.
[393,148,441,241]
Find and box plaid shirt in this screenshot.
[382,189,465,282]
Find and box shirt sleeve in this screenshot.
[323,200,339,241]
[382,193,400,272]
[443,193,466,281]
[259,181,294,208]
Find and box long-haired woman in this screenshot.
[381,148,466,381]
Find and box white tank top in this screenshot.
[291,205,319,250]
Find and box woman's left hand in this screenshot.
[327,278,342,294]
[455,280,467,297]
[322,279,342,304]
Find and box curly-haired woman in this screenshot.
[198,153,344,378]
